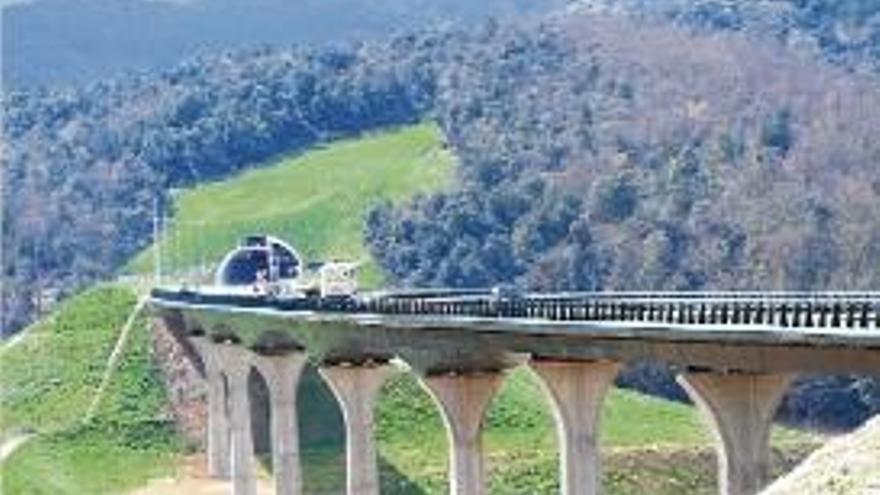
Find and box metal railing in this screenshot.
[152,288,880,331]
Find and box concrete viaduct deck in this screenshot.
[150,288,880,495]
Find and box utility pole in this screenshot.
[153,196,162,287]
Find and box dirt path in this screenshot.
[0,433,35,464]
[84,296,148,421]
[2,331,29,349]
[128,455,277,495]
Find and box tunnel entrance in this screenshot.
[215,235,302,286]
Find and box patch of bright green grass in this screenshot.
[1,285,179,494]
[1,285,146,432]
[127,122,456,287]
[2,423,176,495]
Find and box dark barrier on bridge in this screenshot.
[152,288,880,331]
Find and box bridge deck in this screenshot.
[151,288,880,376]
[153,287,880,340]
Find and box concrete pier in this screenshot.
[216,344,258,495]
[254,353,308,495]
[191,337,231,479]
[320,363,399,495]
[678,372,793,495]
[529,360,620,495]
[421,372,504,495]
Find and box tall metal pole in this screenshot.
[153,196,162,286]
[199,220,205,287]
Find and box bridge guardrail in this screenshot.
[151,288,880,331]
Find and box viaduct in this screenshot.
[151,288,880,495]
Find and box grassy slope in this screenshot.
[128,122,457,286]
[3,123,816,494]
[1,285,178,495]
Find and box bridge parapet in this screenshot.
[154,288,880,331]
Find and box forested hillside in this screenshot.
[368,15,880,293]
[2,0,566,88]
[575,0,880,74]
[7,0,877,88]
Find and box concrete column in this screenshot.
[421,372,504,495]
[677,372,793,495]
[216,344,258,495]
[529,360,620,495]
[254,353,309,495]
[191,337,231,479]
[320,363,399,495]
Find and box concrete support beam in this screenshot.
[254,353,309,495]
[191,337,231,479]
[421,372,504,495]
[677,372,793,495]
[320,363,399,495]
[529,360,620,495]
[216,344,258,495]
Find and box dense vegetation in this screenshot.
[368,16,880,292]
[583,0,880,75]
[6,0,878,89]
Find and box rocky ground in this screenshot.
[763,415,880,495]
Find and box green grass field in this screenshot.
[127,122,457,286]
[0,285,179,495]
[3,123,818,494]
